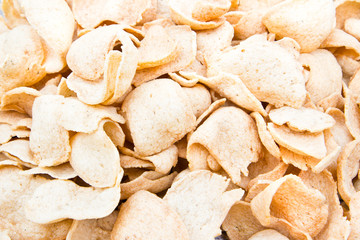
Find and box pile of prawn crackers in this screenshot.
[1,0,360,239]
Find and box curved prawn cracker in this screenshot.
[0,165,72,240]
[70,120,124,188]
[169,0,228,30]
[187,107,262,185]
[263,0,336,53]
[67,27,138,105]
[72,0,156,29]
[207,34,306,108]
[66,210,118,240]
[164,170,244,240]
[269,106,335,133]
[137,23,179,70]
[1,87,41,116]
[349,68,360,102]
[222,201,266,240]
[122,78,196,156]
[299,49,342,104]
[251,112,281,159]
[59,97,125,133]
[320,29,360,60]
[1,0,28,28]
[19,0,75,73]
[344,88,360,139]
[268,123,327,159]
[24,172,122,224]
[196,72,267,116]
[299,170,351,240]
[335,0,360,30]
[349,191,360,240]
[0,139,36,166]
[22,163,77,180]
[195,98,226,127]
[29,95,70,167]
[119,145,178,175]
[251,175,328,239]
[121,171,177,200]
[67,25,136,81]
[0,25,46,97]
[112,190,189,240]
[337,139,360,206]
[132,19,196,86]
[344,18,360,41]
[249,229,289,240]
[326,107,354,148]
[225,9,267,40]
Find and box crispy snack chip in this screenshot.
[269,107,335,133]
[19,0,75,73]
[299,170,351,240]
[320,29,360,60]
[169,0,227,30]
[22,163,77,180]
[112,190,189,239]
[300,49,343,104]
[251,175,329,239]
[349,69,360,102]
[337,139,360,205]
[120,171,177,199]
[279,130,341,173]
[0,87,41,116]
[137,23,179,69]
[120,145,178,174]
[0,139,36,166]
[245,162,288,201]
[25,173,122,224]
[67,25,136,80]
[70,120,124,188]
[249,229,289,240]
[251,112,281,159]
[197,72,267,116]
[349,191,360,240]
[207,34,306,108]
[225,9,267,40]
[344,88,360,139]
[187,107,262,184]
[29,95,71,167]
[66,210,118,240]
[268,123,327,159]
[72,0,156,29]
[164,170,244,240]
[0,165,72,240]
[326,107,354,148]
[222,201,266,240]
[263,0,335,52]
[59,97,125,133]
[132,19,196,86]
[67,25,138,105]
[122,78,196,156]
[1,0,27,28]
[0,25,45,96]
[335,0,360,29]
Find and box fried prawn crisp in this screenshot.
[187,106,262,185]
[122,78,196,156]
[111,190,189,240]
[164,170,244,240]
